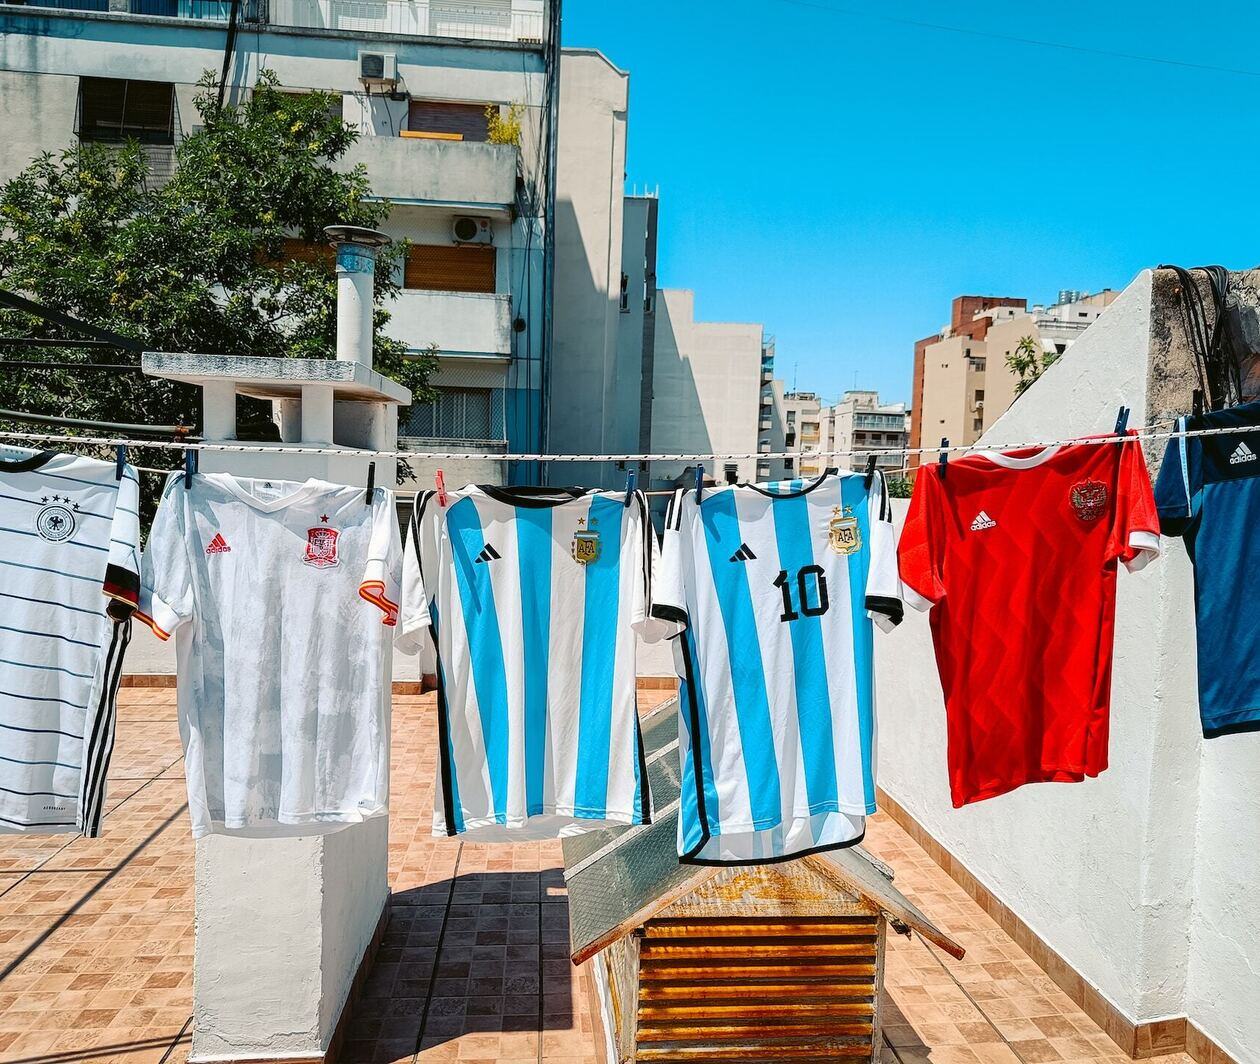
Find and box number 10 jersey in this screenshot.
[654,472,903,864]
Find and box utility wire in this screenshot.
[766,0,1260,80]
[1,422,1257,462]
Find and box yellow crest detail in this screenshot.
[828,505,861,555]
[572,516,601,565]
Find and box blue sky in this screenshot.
[562,1,1260,406]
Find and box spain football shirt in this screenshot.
[653,472,903,864]
[898,434,1159,806]
[398,486,674,841]
[0,446,140,837]
[139,472,400,839]
[1155,401,1260,736]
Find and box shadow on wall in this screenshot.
[548,197,712,490]
[645,292,714,489]
[342,868,575,1058]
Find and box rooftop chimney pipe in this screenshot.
[324,225,391,369]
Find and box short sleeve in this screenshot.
[358,488,402,626]
[863,471,904,633]
[1111,433,1161,572]
[1154,417,1197,539]
[629,490,680,642]
[649,489,689,633]
[897,467,947,611]
[138,473,195,641]
[102,464,142,620]
[396,491,438,670]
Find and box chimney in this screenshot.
[324,225,391,368]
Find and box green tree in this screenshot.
[885,475,912,499]
[1006,334,1060,396]
[0,69,434,452]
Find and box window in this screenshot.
[404,244,496,293]
[406,100,491,141]
[79,77,175,144]
[404,387,499,441]
[274,238,335,269]
[975,390,985,401]
[723,463,738,485]
[619,273,629,313]
[785,431,796,447]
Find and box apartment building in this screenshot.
[755,338,787,481]
[829,390,909,475]
[909,289,1117,473]
[779,390,827,478]
[0,0,555,484]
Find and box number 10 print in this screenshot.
[773,565,830,622]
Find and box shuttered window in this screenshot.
[404,244,496,293]
[406,100,491,141]
[405,387,501,441]
[277,238,335,268]
[79,77,175,145]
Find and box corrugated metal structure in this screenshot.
[562,699,964,1064]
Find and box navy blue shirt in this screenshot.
[1155,400,1260,736]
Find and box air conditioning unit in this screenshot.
[451,216,493,245]
[358,51,398,88]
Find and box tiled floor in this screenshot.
[0,687,1195,1064]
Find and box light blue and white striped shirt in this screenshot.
[399,485,672,840]
[654,471,902,864]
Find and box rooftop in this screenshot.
[0,686,1202,1064]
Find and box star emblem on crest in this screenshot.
[320,514,329,523]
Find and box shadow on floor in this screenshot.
[339,869,575,1062]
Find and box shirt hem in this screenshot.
[190,804,388,839]
[704,800,874,835]
[1202,706,1260,737]
[951,768,1101,807]
[437,806,644,836]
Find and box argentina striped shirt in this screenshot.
[653,471,902,864]
[398,485,676,840]
[0,447,140,837]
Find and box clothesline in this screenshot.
[0,418,1242,463]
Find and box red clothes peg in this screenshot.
[435,470,448,508]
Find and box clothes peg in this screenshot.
[1113,405,1130,441]
[114,445,126,481]
[623,467,636,507]
[183,448,197,490]
[939,438,949,478]
[694,465,704,503]
[1192,389,1204,419]
[863,453,877,490]
[435,470,448,508]
[364,461,376,506]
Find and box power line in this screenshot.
[767,0,1260,79]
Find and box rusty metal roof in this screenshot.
[562,698,963,964]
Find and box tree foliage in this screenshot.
[1006,333,1060,396]
[0,70,434,444]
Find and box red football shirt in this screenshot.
[898,434,1159,806]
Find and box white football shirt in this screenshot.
[655,472,902,864]
[398,486,674,841]
[139,472,401,839]
[0,446,140,837]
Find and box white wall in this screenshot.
[878,270,1260,1060]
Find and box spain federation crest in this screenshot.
[571,516,601,565]
[828,505,862,555]
[1070,480,1108,522]
[303,526,340,568]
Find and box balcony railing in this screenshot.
[41,0,548,43]
[853,413,905,430]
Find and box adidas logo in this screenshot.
[729,543,757,563]
[970,511,997,532]
[205,533,231,555]
[1230,441,1257,465]
[475,544,501,564]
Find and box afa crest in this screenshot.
[303,526,340,568]
[828,505,862,555]
[571,516,601,565]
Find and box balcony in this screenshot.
[853,413,906,431]
[338,137,517,209]
[385,289,511,355]
[78,0,547,43]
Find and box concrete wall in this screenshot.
[649,289,762,486]
[386,290,512,355]
[878,269,1260,1061]
[548,49,629,486]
